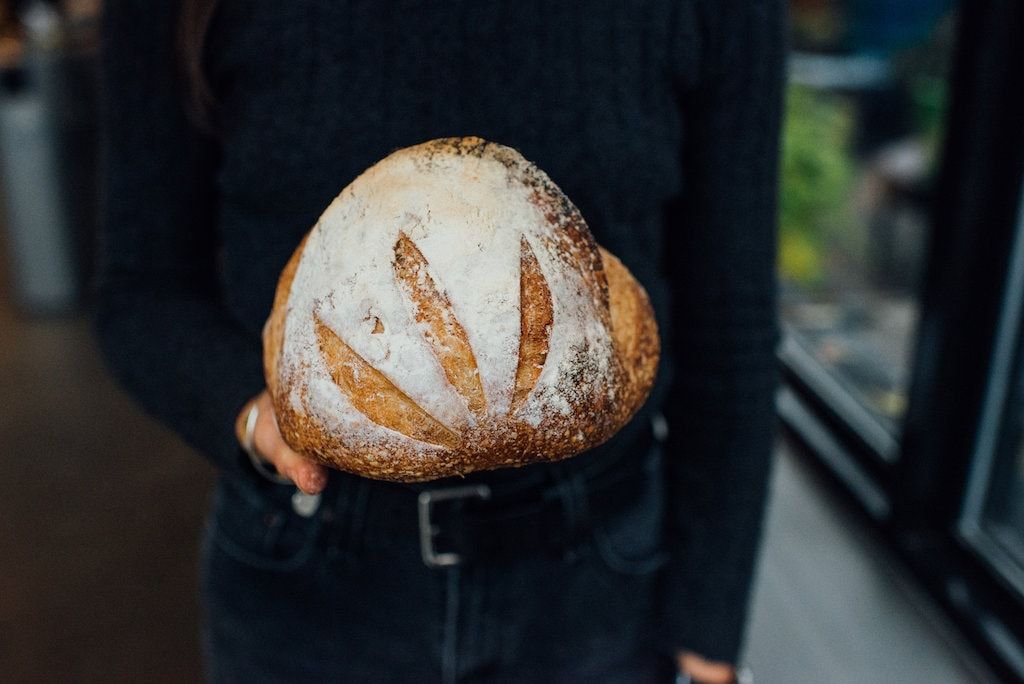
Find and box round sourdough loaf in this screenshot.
[263,137,659,482]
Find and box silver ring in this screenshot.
[242,400,292,485]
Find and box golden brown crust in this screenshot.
[262,138,660,482]
[511,236,554,413]
[600,246,660,419]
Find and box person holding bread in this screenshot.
[96,1,784,682]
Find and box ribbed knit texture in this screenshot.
[96,0,785,665]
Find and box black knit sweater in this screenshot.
[96,0,784,665]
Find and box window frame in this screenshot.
[777,0,1024,679]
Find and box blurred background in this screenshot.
[1,0,1023,681]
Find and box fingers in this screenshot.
[247,390,329,495]
[676,651,736,684]
[269,443,329,495]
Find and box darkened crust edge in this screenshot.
[262,138,660,482]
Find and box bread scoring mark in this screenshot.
[511,236,554,413]
[527,187,610,328]
[314,314,460,449]
[393,231,488,417]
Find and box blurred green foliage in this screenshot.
[779,84,856,287]
[897,10,957,166]
[906,75,948,178]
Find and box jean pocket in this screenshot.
[207,478,321,573]
[584,452,669,578]
[588,509,670,578]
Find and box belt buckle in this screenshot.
[417,484,492,568]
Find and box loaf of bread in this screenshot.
[263,137,658,482]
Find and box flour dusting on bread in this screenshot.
[264,138,659,481]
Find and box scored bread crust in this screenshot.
[263,138,659,482]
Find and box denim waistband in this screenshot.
[306,418,661,561]
[224,410,664,564]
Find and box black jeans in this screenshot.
[199,443,679,683]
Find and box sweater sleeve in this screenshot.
[94,0,264,479]
[653,0,786,665]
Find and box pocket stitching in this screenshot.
[209,516,320,573]
[209,484,321,573]
[589,523,669,577]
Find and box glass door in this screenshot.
[960,190,1024,598]
[780,0,959,458]
[779,0,1024,678]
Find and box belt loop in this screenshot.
[329,473,353,522]
[322,473,369,558]
[549,462,592,540]
[347,478,371,554]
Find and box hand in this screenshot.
[234,390,328,495]
[676,650,736,684]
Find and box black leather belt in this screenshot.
[345,422,658,568]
